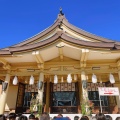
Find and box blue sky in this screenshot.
[0,0,120,49]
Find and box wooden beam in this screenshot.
[0,58,11,70]
[0,58,8,65]
[6,60,117,71]
[84,49,89,62]
[58,47,63,61]
[35,51,44,63]
[80,49,89,68]
[32,51,44,69]
[3,64,11,70]
[117,59,120,67]
[80,49,86,62]
[0,67,118,77]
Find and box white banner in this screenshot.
[98,87,119,96]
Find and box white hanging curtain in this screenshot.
[109,73,115,84]
[13,76,18,85]
[92,73,97,83]
[54,75,58,84]
[29,75,34,85]
[67,74,72,83]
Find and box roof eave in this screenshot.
[62,19,118,43]
[3,32,119,54]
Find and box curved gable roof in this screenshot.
[11,14,66,47]
[62,19,115,43]
[0,13,120,55]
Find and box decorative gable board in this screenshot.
[87,83,91,91]
[72,83,75,91]
[57,83,60,91]
[53,83,76,91]
[61,83,64,91]
[53,84,57,91]
[88,82,106,91]
[91,83,95,91]
[64,83,68,91]
[68,83,72,91]
[95,83,99,91]
[25,84,38,92]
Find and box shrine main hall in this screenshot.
[0,11,120,114]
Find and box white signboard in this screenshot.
[98,87,119,96]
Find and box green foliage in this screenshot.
[38,104,43,115]
[30,94,43,116]
[81,98,94,116]
[81,102,87,115]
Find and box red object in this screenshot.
[104,92,113,94]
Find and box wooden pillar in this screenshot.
[78,80,82,104]
[81,71,88,100]
[117,70,120,108]
[0,84,2,96]
[0,73,10,114]
[81,71,91,115]
[45,80,50,113]
[118,70,120,81]
[78,79,82,113]
[38,72,44,105]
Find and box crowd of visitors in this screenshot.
[0,105,120,120]
[0,112,120,120]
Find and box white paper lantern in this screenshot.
[54,75,58,84]
[109,73,115,84]
[67,74,72,83]
[13,76,18,85]
[92,73,97,83]
[29,75,34,85]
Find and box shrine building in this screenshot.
[0,10,120,114]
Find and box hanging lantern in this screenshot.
[74,74,77,81]
[2,82,8,91]
[109,73,115,84]
[29,75,34,85]
[67,74,72,83]
[92,73,97,83]
[61,76,63,83]
[54,75,58,84]
[82,80,87,89]
[13,76,18,85]
[38,81,43,90]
